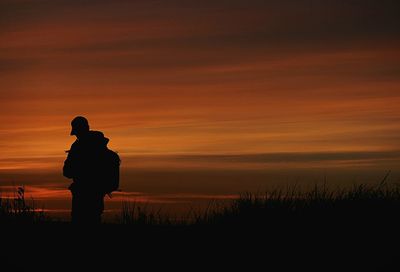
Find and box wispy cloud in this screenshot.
[0,0,399,199]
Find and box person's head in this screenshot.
[70,116,89,138]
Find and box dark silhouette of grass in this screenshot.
[2,180,399,226]
[201,182,400,225]
[118,201,173,225]
[2,180,399,271]
[0,186,47,224]
[116,180,400,227]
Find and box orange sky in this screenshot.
[1,1,400,215]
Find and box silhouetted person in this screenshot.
[63,116,118,224]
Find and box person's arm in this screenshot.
[63,142,78,179]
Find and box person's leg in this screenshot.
[71,191,105,224]
[71,191,84,224]
[95,193,105,224]
[85,193,104,224]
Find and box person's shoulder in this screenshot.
[89,130,105,138]
[87,130,109,147]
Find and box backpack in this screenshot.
[100,149,121,194]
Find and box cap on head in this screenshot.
[70,116,89,136]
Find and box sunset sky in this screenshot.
[1,0,399,216]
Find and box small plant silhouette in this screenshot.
[0,186,46,224]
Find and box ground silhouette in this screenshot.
[1,182,399,271]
